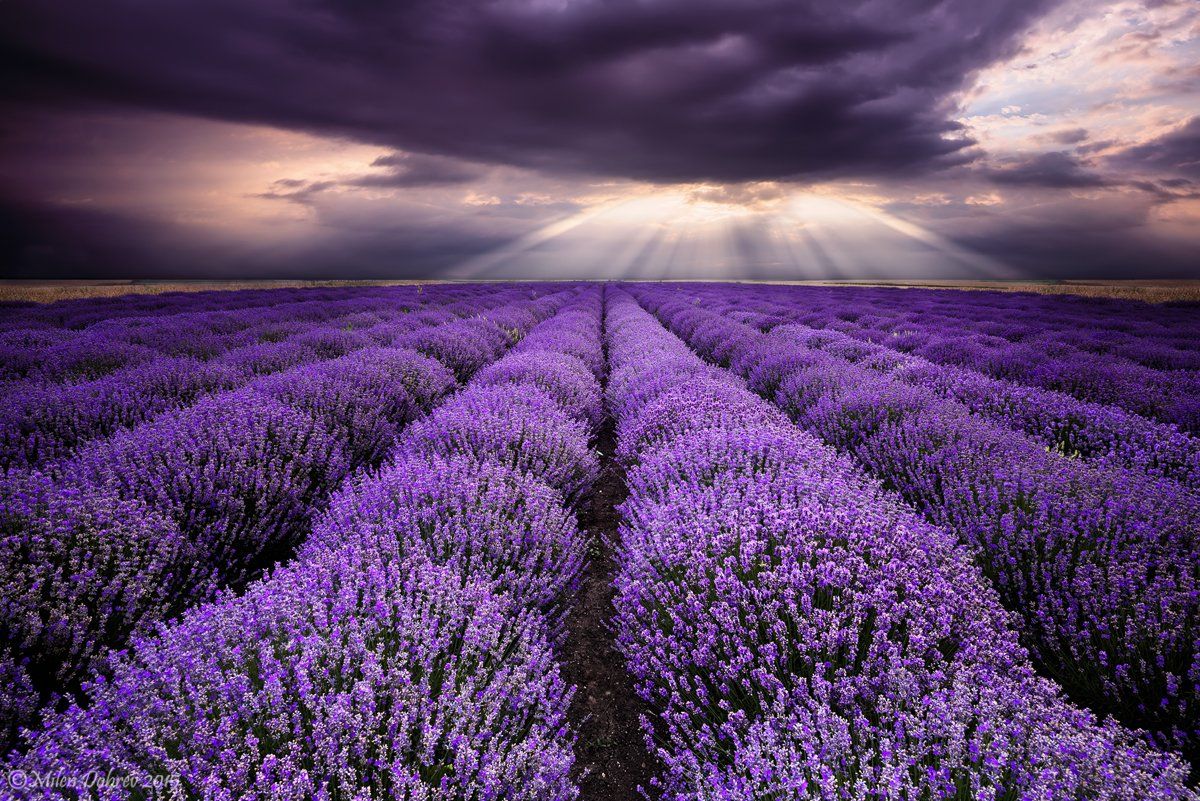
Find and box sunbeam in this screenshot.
[830,198,1018,279]
[447,187,1022,281]
[442,199,627,280]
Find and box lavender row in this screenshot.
[720,285,1200,430]
[800,324,1200,489]
[10,289,605,799]
[0,284,397,331]
[826,307,1200,430]
[746,284,1200,370]
[605,289,1193,799]
[0,284,499,392]
[0,308,421,469]
[389,288,604,621]
[0,291,573,752]
[12,487,576,800]
[632,286,1200,765]
[868,289,1200,369]
[0,287,558,469]
[670,289,1200,490]
[0,290,391,379]
[0,282,504,333]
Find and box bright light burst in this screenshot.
[448,187,1016,280]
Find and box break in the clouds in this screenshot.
[1,0,1198,278]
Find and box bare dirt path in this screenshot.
[561,294,659,800]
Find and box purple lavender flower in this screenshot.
[62,389,350,580]
[604,288,1195,799]
[307,454,586,632]
[400,384,599,504]
[0,471,195,751]
[474,351,603,428]
[16,558,578,800]
[635,284,1200,762]
[253,347,455,471]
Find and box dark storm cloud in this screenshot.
[0,0,1057,183]
[0,197,229,278]
[951,219,1200,277]
[0,195,507,278]
[933,194,1200,278]
[254,153,482,204]
[1108,117,1200,179]
[985,152,1112,188]
[350,154,484,189]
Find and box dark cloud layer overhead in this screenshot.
[2,0,1055,182]
[1,0,1198,279]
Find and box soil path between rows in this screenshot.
[561,298,659,799]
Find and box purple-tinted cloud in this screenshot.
[0,0,1057,183]
[882,186,1200,277]
[0,194,508,278]
[1108,117,1200,179]
[351,153,484,189]
[1033,127,1090,145]
[256,179,338,204]
[985,152,1113,188]
[253,153,483,205]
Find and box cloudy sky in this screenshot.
[1,0,1197,280]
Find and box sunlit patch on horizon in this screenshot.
[446,186,1020,281]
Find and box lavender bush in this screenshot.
[0,290,576,752]
[10,286,605,799]
[401,384,599,504]
[17,556,577,800]
[253,347,455,470]
[0,473,194,751]
[5,280,1196,799]
[605,289,1194,799]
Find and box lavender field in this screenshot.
[1,282,1198,799]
